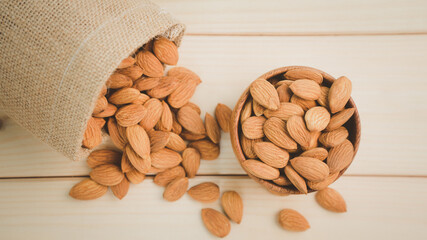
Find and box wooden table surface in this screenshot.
[1,0,427,239]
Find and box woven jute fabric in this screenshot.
[0,0,185,161]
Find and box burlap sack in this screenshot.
[0,0,185,161]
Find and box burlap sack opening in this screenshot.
[0,0,185,161]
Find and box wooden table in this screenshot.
[1,0,426,239]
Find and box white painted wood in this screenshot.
[155,0,427,34]
[0,176,425,239]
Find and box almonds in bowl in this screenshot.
[230,66,361,195]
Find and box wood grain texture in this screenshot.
[155,0,427,34]
[0,176,425,239]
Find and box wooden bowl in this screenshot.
[230,66,361,195]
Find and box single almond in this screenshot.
[126,125,150,160]
[328,76,352,113]
[133,77,161,91]
[147,130,170,152]
[242,159,280,180]
[125,168,146,184]
[284,68,323,84]
[117,56,135,69]
[180,130,206,141]
[241,116,266,139]
[287,115,311,150]
[290,95,316,111]
[140,98,163,131]
[177,106,206,134]
[273,175,293,186]
[188,140,220,160]
[168,77,198,108]
[132,93,150,105]
[315,188,347,212]
[319,126,349,147]
[201,208,231,238]
[188,182,220,203]
[87,149,121,168]
[151,148,182,169]
[308,130,321,149]
[182,148,201,178]
[111,177,130,200]
[307,172,339,190]
[167,67,202,85]
[108,87,140,105]
[163,177,189,202]
[153,37,179,65]
[89,164,124,186]
[153,166,186,186]
[120,151,133,173]
[215,103,232,132]
[278,209,310,231]
[221,191,243,224]
[290,157,329,182]
[205,113,221,144]
[264,102,304,120]
[93,117,106,128]
[284,165,307,194]
[147,166,166,174]
[240,135,262,159]
[276,84,292,102]
[305,106,331,132]
[125,144,151,173]
[171,112,183,135]
[253,142,289,168]
[166,132,186,152]
[106,73,132,89]
[69,179,107,200]
[183,102,201,115]
[300,147,328,160]
[82,117,102,149]
[147,76,179,98]
[252,100,265,116]
[240,100,252,124]
[115,104,147,127]
[317,86,329,108]
[263,117,297,150]
[93,96,108,115]
[116,65,144,80]
[327,139,354,173]
[250,78,280,110]
[289,79,321,100]
[93,104,117,118]
[135,50,163,77]
[156,101,173,131]
[326,108,355,131]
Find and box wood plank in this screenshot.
[0,176,425,239]
[155,0,427,34]
[1,35,427,177]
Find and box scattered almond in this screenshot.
[215,103,232,132]
[163,177,189,202]
[126,125,151,160]
[115,104,146,127]
[201,208,231,238]
[69,179,108,200]
[182,148,201,178]
[108,87,140,105]
[140,98,163,131]
[82,117,102,149]
[177,106,206,135]
[188,140,220,160]
[151,148,182,169]
[205,113,221,144]
[188,182,220,203]
[166,132,186,152]
[87,149,121,168]
[278,209,310,231]
[126,168,146,184]
[154,166,186,186]
[89,164,124,186]
[153,37,178,65]
[315,188,347,212]
[111,177,130,200]
[221,191,243,224]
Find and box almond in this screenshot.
[253,142,289,168]
[151,148,182,169]
[188,140,220,160]
[106,73,132,89]
[132,93,150,105]
[183,102,201,115]
[240,100,252,124]
[221,191,243,224]
[278,209,310,231]
[108,87,140,105]
[133,77,160,91]
[241,116,266,139]
[147,166,166,174]
[240,135,261,159]
[171,112,183,135]
[125,144,151,173]
[166,132,186,152]
[117,65,144,80]
[284,165,307,194]
[140,98,163,131]
[135,50,163,77]
[156,101,173,131]
[327,139,354,173]
[205,113,221,144]
[153,166,186,186]
[180,130,206,141]
[147,76,179,98]
[201,208,231,238]
[276,80,294,87]
[182,148,201,178]
[250,78,280,110]
[126,125,151,160]
[290,157,329,182]
[93,96,108,115]
[326,108,355,131]
[264,102,304,120]
[93,117,106,128]
[319,126,349,147]
[287,115,311,150]
[263,117,297,150]
[125,168,146,184]
[153,37,179,65]
[82,117,102,149]
[87,149,121,168]
[167,67,201,85]
[289,79,321,100]
[93,104,117,118]
[307,172,339,190]
[305,106,330,132]
[168,77,198,108]
[300,147,328,160]
[188,182,220,203]
[242,159,280,180]
[315,188,347,212]
[252,100,265,116]
[69,179,107,200]
[117,56,135,69]
[115,104,147,127]
[89,164,124,186]
[317,86,329,108]
[276,84,292,102]
[284,68,323,84]
[290,95,316,111]
[148,130,170,152]
[328,76,352,113]
[111,177,130,200]
[215,103,232,132]
[99,84,107,96]
[273,176,292,186]
[308,130,321,149]
[121,151,133,173]
[177,106,206,134]
[163,177,189,202]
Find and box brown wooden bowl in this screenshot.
[230,66,361,195]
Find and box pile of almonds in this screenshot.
[240,68,355,194]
